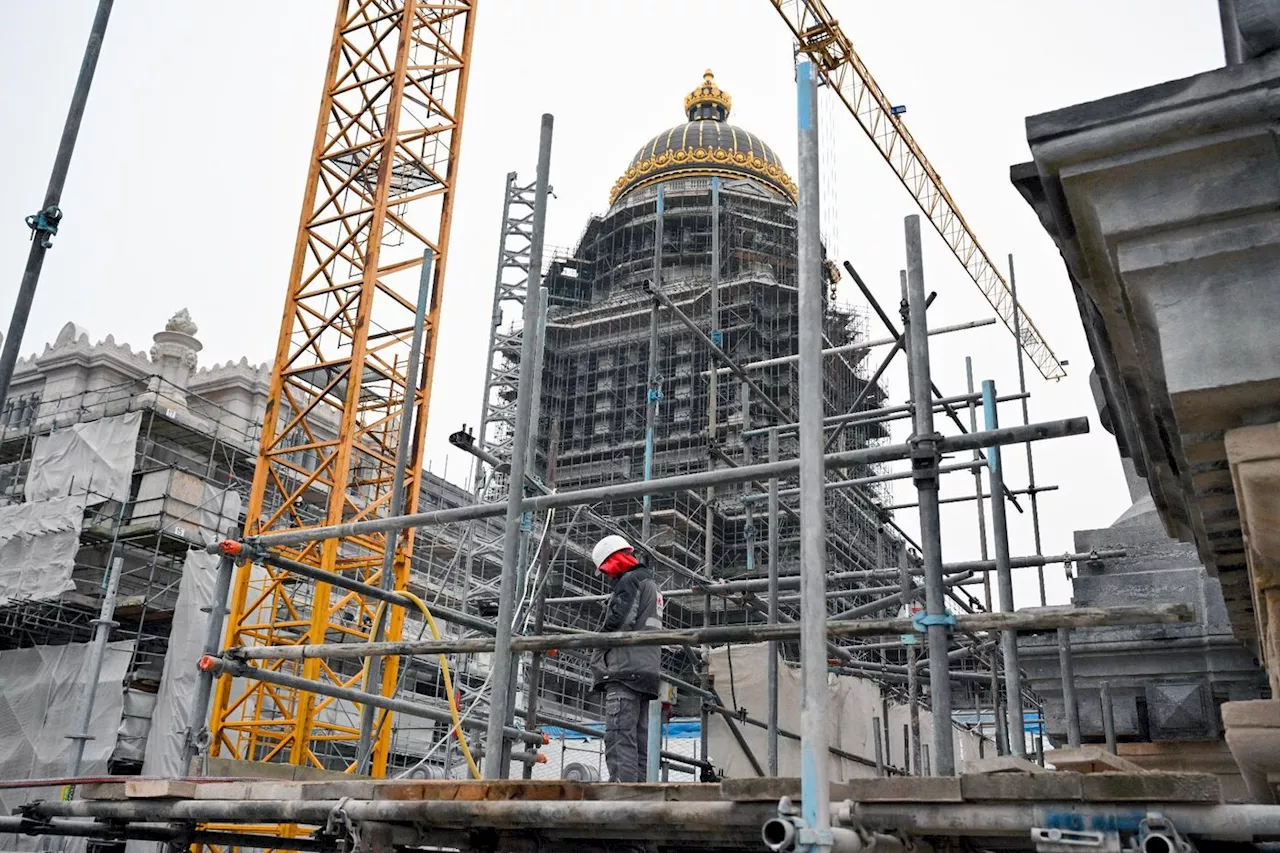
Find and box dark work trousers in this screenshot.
[604,682,650,782]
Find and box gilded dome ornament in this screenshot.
[684,69,733,121]
[609,71,797,206]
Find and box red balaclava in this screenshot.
[599,548,638,580]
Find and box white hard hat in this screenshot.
[592,534,633,569]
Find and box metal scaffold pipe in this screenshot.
[484,113,554,779]
[0,0,114,412]
[19,799,1280,843]
[543,550,1125,605]
[742,390,1026,440]
[206,656,542,746]
[645,279,789,423]
[903,215,954,776]
[767,428,781,776]
[641,186,664,542]
[1058,627,1082,748]
[218,603,1192,665]
[984,380,1025,757]
[182,552,235,766]
[245,417,1090,550]
[66,556,122,775]
[743,460,980,503]
[355,252,434,773]
[795,60,830,840]
[1009,255,1047,606]
[711,316,996,376]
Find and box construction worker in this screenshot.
[589,534,663,783]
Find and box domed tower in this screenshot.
[535,72,886,624]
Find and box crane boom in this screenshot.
[769,0,1066,381]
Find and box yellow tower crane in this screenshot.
[769,0,1067,381]
[208,0,477,777]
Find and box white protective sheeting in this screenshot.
[0,494,86,605]
[140,548,218,777]
[114,688,157,765]
[23,411,141,504]
[705,643,981,779]
[0,640,134,853]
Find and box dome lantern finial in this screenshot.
[684,68,732,121]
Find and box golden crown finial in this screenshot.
[684,68,732,120]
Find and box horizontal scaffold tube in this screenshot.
[712,316,997,376]
[247,417,1089,549]
[543,550,1126,606]
[221,603,1191,663]
[208,657,543,746]
[741,460,980,504]
[256,550,495,635]
[20,799,1280,843]
[842,802,1280,839]
[0,817,330,851]
[22,799,773,837]
[742,390,1027,438]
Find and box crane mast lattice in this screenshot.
[209,0,476,776]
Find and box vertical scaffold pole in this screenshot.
[1008,255,1046,607]
[983,379,1025,757]
[967,356,1003,755]
[642,185,665,545]
[0,0,114,412]
[903,215,955,776]
[898,541,922,776]
[1059,628,1082,748]
[796,59,831,843]
[1101,681,1118,755]
[183,553,235,769]
[355,252,433,773]
[767,428,781,776]
[484,114,553,779]
[67,555,122,775]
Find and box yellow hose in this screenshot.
[360,592,481,779]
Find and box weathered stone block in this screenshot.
[960,772,1083,801]
[845,776,962,803]
[1079,772,1220,803]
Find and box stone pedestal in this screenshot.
[1020,467,1266,802]
[1222,699,1280,803]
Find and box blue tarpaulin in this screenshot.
[541,719,701,741]
[953,711,1043,735]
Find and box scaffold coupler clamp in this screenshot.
[908,432,942,484]
[25,206,61,249]
[14,800,53,836]
[1030,826,1119,851]
[763,797,806,853]
[208,539,257,564]
[912,611,955,634]
[322,796,363,853]
[1138,814,1194,853]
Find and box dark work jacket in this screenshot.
[589,563,662,698]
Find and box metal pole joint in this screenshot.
[25,206,62,248]
[911,611,955,634]
[908,432,942,481]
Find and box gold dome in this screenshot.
[609,71,796,207]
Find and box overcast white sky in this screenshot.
[0,1,1226,607]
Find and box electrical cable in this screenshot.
[360,592,481,779]
[391,507,555,779]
